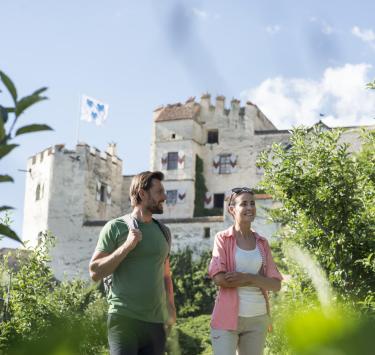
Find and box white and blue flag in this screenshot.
[81,95,109,126]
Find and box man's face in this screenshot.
[142,179,167,214]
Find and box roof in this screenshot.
[154,102,201,122]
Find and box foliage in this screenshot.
[170,248,216,317]
[0,232,107,354]
[366,80,375,89]
[0,71,52,243]
[171,315,211,355]
[257,126,375,311]
[193,154,223,217]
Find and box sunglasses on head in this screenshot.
[231,187,253,194]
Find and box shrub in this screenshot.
[170,248,216,318]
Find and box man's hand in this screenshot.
[123,229,142,252]
[166,303,176,326]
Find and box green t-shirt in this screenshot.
[96,217,169,323]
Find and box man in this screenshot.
[89,171,176,355]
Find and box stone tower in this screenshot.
[22,143,131,280]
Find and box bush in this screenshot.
[0,232,108,354]
[258,126,375,312]
[170,248,216,317]
[167,315,211,355]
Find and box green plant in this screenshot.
[257,126,375,312]
[0,232,108,354]
[194,154,223,217]
[171,315,211,355]
[0,70,52,243]
[170,248,216,318]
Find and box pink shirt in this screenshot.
[208,226,283,330]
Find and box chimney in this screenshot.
[215,95,225,113]
[231,98,240,112]
[200,93,211,110]
[106,143,117,156]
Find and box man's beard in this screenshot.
[148,200,164,214]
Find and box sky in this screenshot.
[1,0,375,248]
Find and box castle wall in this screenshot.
[22,147,55,247]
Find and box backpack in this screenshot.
[102,213,172,295]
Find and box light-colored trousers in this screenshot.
[211,315,269,355]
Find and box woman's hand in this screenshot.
[224,272,253,286]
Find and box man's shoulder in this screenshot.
[102,216,128,233]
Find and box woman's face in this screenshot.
[229,192,256,223]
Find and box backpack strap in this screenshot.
[103,214,136,296]
[123,213,139,230]
[152,218,172,256]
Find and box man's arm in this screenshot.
[89,229,142,282]
[164,257,176,325]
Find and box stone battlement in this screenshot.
[28,143,122,167]
[153,93,262,122]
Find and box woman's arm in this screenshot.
[223,272,281,291]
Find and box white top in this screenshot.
[235,245,267,317]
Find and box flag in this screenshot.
[81,95,109,126]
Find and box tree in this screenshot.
[257,125,375,310]
[0,71,52,243]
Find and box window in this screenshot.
[171,133,176,139]
[167,152,178,170]
[219,154,231,174]
[204,227,210,239]
[100,184,107,202]
[207,130,219,144]
[214,193,224,208]
[36,184,41,201]
[166,190,177,205]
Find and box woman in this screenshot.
[208,187,282,355]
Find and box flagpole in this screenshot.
[76,95,81,145]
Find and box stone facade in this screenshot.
[21,94,371,280]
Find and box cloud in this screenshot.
[192,8,220,20]
[241,63,375,129]
[352,26,375,48]
[192,8,208,19]
[309,17,336,35]
[265,25,281,35]
[321,23,334,35]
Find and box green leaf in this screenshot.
[32,87,48,96]
[5,107,15,113]
[0,71,18,103]
[0,105,8,124]
[0,143,18,158]
[15,94,48,117]
[0,108,5,141]
[15,124,53,136]
[0,205,14,212]
[0,175,13,183]
[0,223,23,244]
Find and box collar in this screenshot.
[222,225,264,242]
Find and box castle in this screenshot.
[21,94,366,280]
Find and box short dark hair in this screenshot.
[129,171,164,207]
